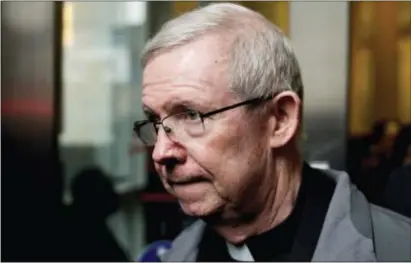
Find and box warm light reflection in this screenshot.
[349,2,411,136]
[397,36,411,123]
[62,2,74,47]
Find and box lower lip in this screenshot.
[171,181,210,195]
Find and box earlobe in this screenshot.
[269,91,301,148]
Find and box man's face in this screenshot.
[142,35,271,218]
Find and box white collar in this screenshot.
[226,241,255,261]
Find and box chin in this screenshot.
[178,197,223,217]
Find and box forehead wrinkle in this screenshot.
[142,75,216,91]
[142,82,206,93]
[142,82,209,105]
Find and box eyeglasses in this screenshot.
[133,96,272,146]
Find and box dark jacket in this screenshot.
[161,167,411,261]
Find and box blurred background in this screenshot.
[1,1,410,261]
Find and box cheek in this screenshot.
[188,119,267,200]
[213,140,267,201]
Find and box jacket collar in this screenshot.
[311,169,376,261]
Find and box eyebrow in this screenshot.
[165,98,200,111]
[141,101,196,121]
[144,97,210,114]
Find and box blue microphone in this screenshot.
[137,240,173,262]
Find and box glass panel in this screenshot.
[60,2,149,259]
[61,1,147,198]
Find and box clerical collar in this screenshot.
[226,242,254,261]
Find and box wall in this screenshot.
[289,2,350,169]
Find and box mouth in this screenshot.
[167,177,208,186]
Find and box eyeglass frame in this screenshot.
[133,95,274,146]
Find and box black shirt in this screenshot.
[383,164,411,217]
[196,163,336,262]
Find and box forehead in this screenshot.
[142,34,233,111]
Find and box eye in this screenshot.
[185,110,201,120]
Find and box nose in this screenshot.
[152,128,186,166]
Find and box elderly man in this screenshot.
[133,3,410,262]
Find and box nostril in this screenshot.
[152,144,183,167]
[164,158,179,173]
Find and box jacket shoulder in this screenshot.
[161,220,205,261]
[370,204,411,261]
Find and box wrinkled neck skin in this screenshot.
[205,146,303,245]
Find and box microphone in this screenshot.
[137,240,172,262]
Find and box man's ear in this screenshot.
[268,91,301,148]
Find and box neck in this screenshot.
[209,147,303,244]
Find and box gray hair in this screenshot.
[141,3,303,101]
